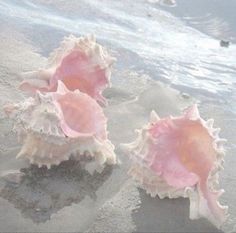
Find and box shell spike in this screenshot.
[56,80,70,94]
[217,189,225,197]
[206,119,214,128]
[16,151,24,159]
[16,145,29,159]
[150,110,160,123]
[184,104,200,120]
[212,128,221,137]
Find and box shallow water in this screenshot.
[0,0,235,232]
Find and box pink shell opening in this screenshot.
[52,81,107,140]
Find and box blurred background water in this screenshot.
[0,0,235,232]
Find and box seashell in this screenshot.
[19,35,116,105]
[4,81,116,169]
[125,105,228,228]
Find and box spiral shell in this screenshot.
[125,105,228,228]
[5,81,116,169]
[19,35,116,105]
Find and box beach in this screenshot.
[0,0,235,232]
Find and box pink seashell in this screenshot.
[125,105,228,228]
[4,81,116,169]
[19,35,116,105]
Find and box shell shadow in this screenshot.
[132,188,223,233]
[0,159,113,223]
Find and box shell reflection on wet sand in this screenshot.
[4,81,116,169]
[0,160,113,223]
[126,105,228,228]
[19,34,116,106]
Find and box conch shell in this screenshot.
[4,81,116,169]
[125,105,228,228]
[19,35,115,105]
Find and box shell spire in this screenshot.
[125,105,228,228]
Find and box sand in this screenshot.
[0,2,235,232]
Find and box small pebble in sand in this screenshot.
[220,40,230,48]
[181,92,190,99]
